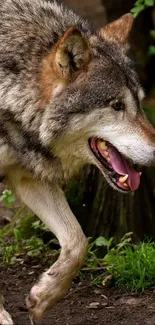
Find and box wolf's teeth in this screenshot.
[119,174,128,184]
[139,172,142,176]
[99,140,108,150]
[124,182,129,187]
[104,151,109,157]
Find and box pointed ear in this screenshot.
[99,13,134,45]
[53,27,91,79]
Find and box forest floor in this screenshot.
[1,261,155,325]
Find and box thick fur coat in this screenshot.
[0,1,155,324]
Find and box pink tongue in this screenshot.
[108,146,140,191]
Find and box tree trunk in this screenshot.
[66,166,155,241]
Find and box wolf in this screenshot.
[0,0,155,323]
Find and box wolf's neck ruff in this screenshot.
[89,137,140,191]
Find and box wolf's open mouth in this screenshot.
[89,137,140,192]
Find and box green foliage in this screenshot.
[150,30,155,39]
[149,30,155,56]
[95,236,114,251]
[85,233,155,292]
[32,220,49,232]
[132,0,155,56]
[104,241,155,292]
[86,232,132,268]
[85,233,132,283]
[0,189,16,207]
[0,226,59,264]
[131,0,154,18]
[0,187,59,263]
[86,236,114,269]
[148,46,155,55]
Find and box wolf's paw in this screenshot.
[26,289,52,321]
[0,309,14,325]
[26,268,68,321]
[26,275,56,321]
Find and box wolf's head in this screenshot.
[40,13,155,192]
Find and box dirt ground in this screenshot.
[1,262,155,325]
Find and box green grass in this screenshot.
[104,241,155,292]
[84,234,155,292]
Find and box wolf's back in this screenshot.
[0,0,88,180]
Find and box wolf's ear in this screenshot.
[54,27,91,79]
[100,13,134,45]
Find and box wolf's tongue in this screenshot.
[108,146,140,191]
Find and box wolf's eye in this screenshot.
[111,101,125,111]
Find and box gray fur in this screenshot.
[0,0,152,185]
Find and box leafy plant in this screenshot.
[131,0,154,18]
[131,0,155,56]
[85,236,114,269]
[0,225,59,264]
[32,220,49,232]
[86,232,132,269]
[85,232,133,285]
[149,29,155,56]
[0,189,16,207]
[84,233,155,292]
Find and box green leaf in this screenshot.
[150,30,155,39]
[135,0,144,4]
[13,229,22,242]
[32,220,41,229]
[28,237,43,247]
[145,0,154,6]
[131,4,145,17]
[3,189,12,196]
[95,236,108,247]
[149,45,155,55]
[120,232,133,242]
[27,249,41,257]
[107,237,114,250]
[0,195,5,202]
[7,195,16,203]
[47,238,59,245]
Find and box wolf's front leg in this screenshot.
[0,295,14,325]
[14,177,88,321]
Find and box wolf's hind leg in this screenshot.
[0,295,14,325]
[14,177,88,321]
